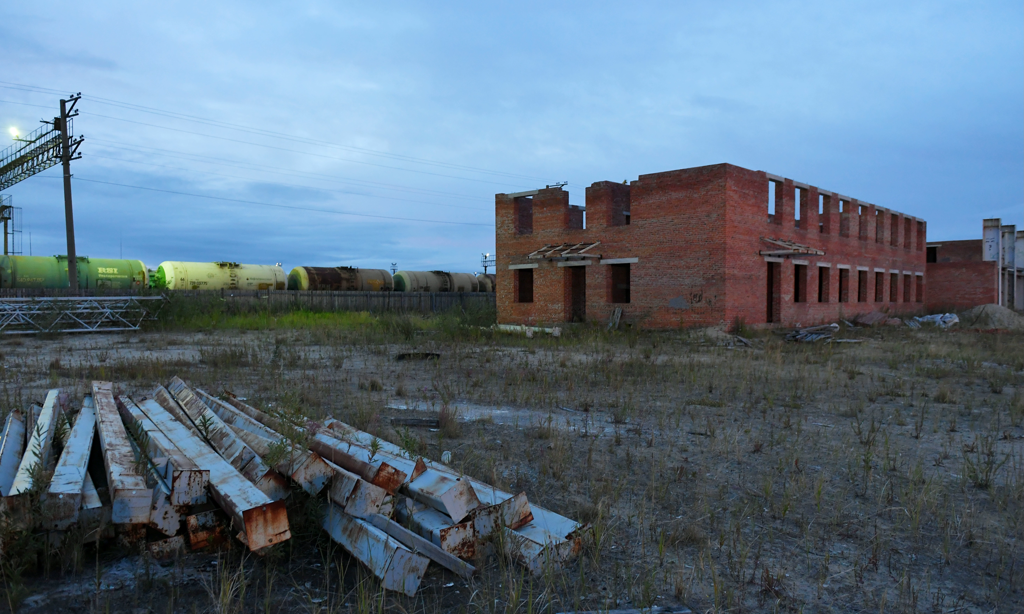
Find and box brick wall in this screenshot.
[496,163,928,329]
[931,240,983,263]
[925,261,998,311]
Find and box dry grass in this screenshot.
[1,317,1022,612]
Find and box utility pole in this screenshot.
[57,95,82,290]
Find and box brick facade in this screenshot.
[924,261,998,311]
[496,163,927,329]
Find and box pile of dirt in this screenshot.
[958,304,1024,330]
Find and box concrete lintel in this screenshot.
[817,262,831,268]
[508,263,539,270]
[856,266,869,271]
[874,268,886,273]
[507,190,540,199]
[792,259,809,265]
[763,256,784,263]
[915,272,924,277]
[765,173,785,183]
[836,264,851,270]
[889,269,900,274]
[557,261,592,267]
[599,257,638,265]
[902,271,913,276]
[793,181,810,190]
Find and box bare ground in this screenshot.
[1,319,1022,613]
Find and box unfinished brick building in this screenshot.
[495,163,928,329]
[926,218,1023,311]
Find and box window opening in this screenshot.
[514,197,533,235]
[876,210,884,243]
[839,269,850,303]
[569,266,586,322]
[874,272,884,302]
[516,269,534,303]
[857,270,867,302]
[926,246,937,263]
[610,263,630,304]
[916,221,925,251]
[903,274,912,303]
[794,264,807,302]
[904,218,912,249]
[794,187,802,228]
[767,181,777,218]
[889,273,898,302]
[890,213,899,246]
[817,267,829,303]
[766,261,781,322]
[915,276,923,303]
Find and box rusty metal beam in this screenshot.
[45,394,96,529]
[120,397,209,506]
[323,459,388,519]
[197,390,331,496]
[93,382,153,524]
[0,409,25,497]
[9,389,61,497]
[321,503,429,596]
[136,396,291,551]
[367,513,475,579]
[167,378,289,501]
[395,499,477,560]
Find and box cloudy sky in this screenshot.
[1,1,1021,274]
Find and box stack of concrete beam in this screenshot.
[0,377,585,597]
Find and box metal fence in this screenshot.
[0,288,495,315]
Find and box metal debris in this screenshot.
[0,376,585,595]
[785,323,840,342]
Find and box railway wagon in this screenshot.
[393,270,480,292]
[287,266,393,291]
[0,255,148,289]
[151,261,286,291]
[475,273,496,293]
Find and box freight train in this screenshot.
[0,256,494,293]
[0,255,148,289]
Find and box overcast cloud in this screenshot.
[1,1,1021,274]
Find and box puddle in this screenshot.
[385,399,624,438]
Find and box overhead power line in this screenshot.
[84,151,492,213]
[59,176,494,227]
[84,111,538,189]
[0,79,554,183]
[87,137,488,202]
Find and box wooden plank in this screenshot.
[120,397,209,506]
[9,390,61,496]
[136,398,290,551]
[167,377,289,501]
[44,395,97,529]
[321,503,429,597]
[367,513,475,579]
[198,390,331,496]
[0,409,26,496]
[93,382,153,524]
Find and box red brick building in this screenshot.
[926,219,1023,311]
[495,163,928,329]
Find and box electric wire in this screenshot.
[83,111,538,189]
[47,175,494,227]
[87,137,489,202]
[84,151,492,213]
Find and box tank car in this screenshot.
[287,266,393,291]
[150,261,286,290]
[0,255,148,289]
[475,273,496,292]
[393,270,479,292]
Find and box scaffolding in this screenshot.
[0,296,164,334]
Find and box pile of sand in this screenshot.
[958,304,1024,330]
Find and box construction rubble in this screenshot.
[0,378,585,596]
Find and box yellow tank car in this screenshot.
[151,261,286,290]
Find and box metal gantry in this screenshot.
[0,295,163,335]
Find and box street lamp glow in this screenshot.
[7,127,18,138]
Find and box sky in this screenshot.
[1,1,1021,274]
